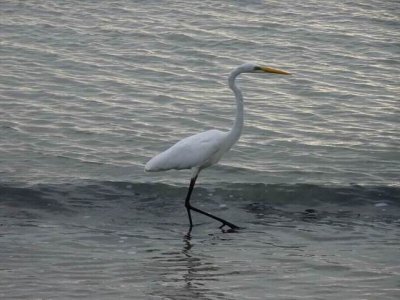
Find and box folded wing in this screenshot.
[145,130,227,172]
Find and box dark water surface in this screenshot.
[1,182,399,299]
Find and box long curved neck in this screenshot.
[226,68,244,147]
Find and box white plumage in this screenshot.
[145,129,228,172]
[144,63,290,232]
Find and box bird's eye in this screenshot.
[254,66,262,71]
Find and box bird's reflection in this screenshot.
[182,233,195,288]
[147,231,230,299]
[180,233,228,299]
[183,232,193,252]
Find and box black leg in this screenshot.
[184,175,197,233]
[189,205,240,230]
[184,175,240,231]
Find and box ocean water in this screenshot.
[1,0,399,299]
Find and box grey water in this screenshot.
[1,1,399,299]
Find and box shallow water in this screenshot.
[1,0,399,299]
[1,182,400,299]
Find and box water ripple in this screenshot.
[1,0,399,187]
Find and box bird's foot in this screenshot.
[219,222,241,232]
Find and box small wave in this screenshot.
[1,181,398,213]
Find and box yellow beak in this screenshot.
[260,66,291,75]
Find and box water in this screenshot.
[1,1,399,299]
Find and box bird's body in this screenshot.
[145,63,290,233]
[145,129,228,172]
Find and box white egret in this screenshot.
[145,63,290,232]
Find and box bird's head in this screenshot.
[238,63,291,75]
